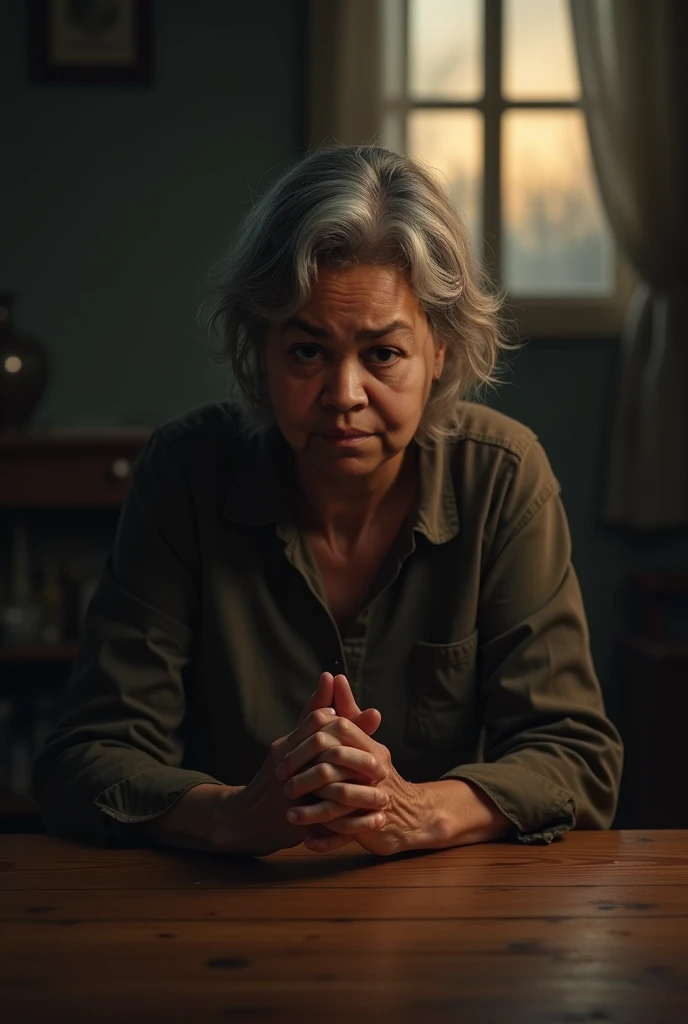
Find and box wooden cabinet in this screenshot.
[618,572,688,828]
[1,430,150,508]
[0,429,151,829]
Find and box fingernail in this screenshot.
[287,810,297,823]
[275,764,287,781]
[325,707,336,715]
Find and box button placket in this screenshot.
[340,606,369,702]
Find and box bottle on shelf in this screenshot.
[38,556,66,645]
[0,518,42,647]
[9,734,32,798]
[0,698,12,790]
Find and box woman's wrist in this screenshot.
[138,782,243,853]
[414,778,513,850]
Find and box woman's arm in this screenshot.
[31,428,225,846]
[436,439,624,844]
[132,783,241,852]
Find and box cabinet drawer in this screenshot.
[0,432,151,508]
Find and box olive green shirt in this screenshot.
[31,401,623,847]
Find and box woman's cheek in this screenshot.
[273,380,323,446]
[378,372,425,423]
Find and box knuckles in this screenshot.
[311,730,330,752]
[283,776,298,797]
[312,708,337,728]
[270,737,287,762]
[318,762,337,783]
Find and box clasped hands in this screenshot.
[280,670,427,856]
[219,670,429,857]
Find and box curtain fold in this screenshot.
[570,0,688,528]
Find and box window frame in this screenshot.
[381,0,635,338]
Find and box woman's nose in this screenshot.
[321,361,368,410]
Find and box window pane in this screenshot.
[409,0,483,100]
[503,0,579,100]
[502,110,614,296]
[408,110,483,255]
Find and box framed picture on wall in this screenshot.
[28,0,153,85]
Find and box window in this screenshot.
[381,0,634,335]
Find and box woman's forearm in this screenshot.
[419,778,513,849]
[135,782,244,853]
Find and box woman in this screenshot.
[32,145,623,857]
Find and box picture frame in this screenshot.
[28,0,153,86]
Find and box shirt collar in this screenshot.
[223,425,460,545]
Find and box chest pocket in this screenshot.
[406,630,479,749]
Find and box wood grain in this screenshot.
[0,830,686,1024]
[2,831,687,889]
[2,884,685,921]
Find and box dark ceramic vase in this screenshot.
[0,291,49,431]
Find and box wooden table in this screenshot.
[1,831,687,1023]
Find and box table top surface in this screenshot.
[1,830,687,1023]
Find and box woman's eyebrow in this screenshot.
[282,316,414,340]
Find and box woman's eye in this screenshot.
[289,345,401,366]
[291,344,323,363]
[368,348,400,366]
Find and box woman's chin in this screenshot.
[312,453,379,476]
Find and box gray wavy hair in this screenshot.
[199,144,519,447]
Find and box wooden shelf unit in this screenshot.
[619,571,688,829]
[0,428,151,828]
[0,428,151,508]
[0,642,80,664]
[0,791,38,817]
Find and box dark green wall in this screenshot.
[1,0,306,426]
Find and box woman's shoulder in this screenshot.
[149,402,244,447]
[131,403,258,497]
[137,402,257,465]
[451,401,539,459]
[448,401,560,505]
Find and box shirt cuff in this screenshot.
[439,762,577,844]
[93,767,225,845]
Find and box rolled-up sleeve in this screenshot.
[440,439,624,844]
[31,430,224,846]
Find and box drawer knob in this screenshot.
[110,457,131,480]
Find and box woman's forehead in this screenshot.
[279,315,418,345]
[299,264,421,320]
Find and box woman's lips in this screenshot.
[318,433,373,446]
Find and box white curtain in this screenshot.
[570,0,688,529]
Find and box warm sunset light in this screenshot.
[403,0,613,295]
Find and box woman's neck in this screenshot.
[293,445,418,555]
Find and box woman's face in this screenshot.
[263,263,446,478]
